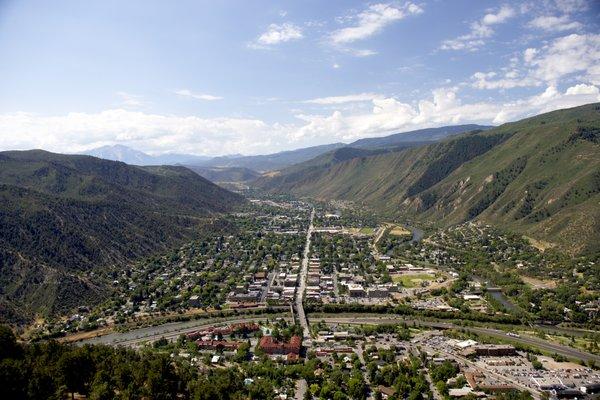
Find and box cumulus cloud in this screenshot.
[174,89,223,101]
[527,15,582,32]
[471,33,600,91]
[1,85,598,156]
[250,23,303,48]
[441,5,515,51]
[526,33,600,85]
[0,109,272,156]
[290,85,600,142]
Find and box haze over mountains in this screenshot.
[83,124,491,174]
[83,144,212,166]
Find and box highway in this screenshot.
[78,315,290,347]
[76,312,600,365]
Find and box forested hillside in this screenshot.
[255,103,600,255]
[0,151,244,324]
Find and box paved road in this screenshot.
[78,315,290,347]
[76,311,600,365]
[296,208,315,339]
[424,371,443,400]
[294,379,307,400]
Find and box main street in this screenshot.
[296,207,315,339]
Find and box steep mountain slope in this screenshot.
[0,151,244,323]
[348,124,492,149]
[256,103,600,254]
[82,144,211,165]
[186,166,260,183]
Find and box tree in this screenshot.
[348,375,367,400]
[57,348,94,398]
[0,325,21,359]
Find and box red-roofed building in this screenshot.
[259,335,302,355]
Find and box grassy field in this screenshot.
[347,227,376,235]
[392,273,435,288]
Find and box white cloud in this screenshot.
[174,89,223,101]
[554,0,588,13]
[565,83,600,95]
[116,92,144,107]
[441,5,514,51]
[471,33,600,92]
[328,2,422,56]
[523,48,538,63]
[471,71,539,90]
[303,93,383,105]
[526,33,600,85]
[1,86,598,156]
[251,23,303,47]
[290,85,600,142]
[528,15,582,32]
[0,109,272,156]
[330,2,423,44]
[343,48,378,57]
[482,5,515,25]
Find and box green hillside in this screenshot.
[255,103,600,255]
[0,151,244,323]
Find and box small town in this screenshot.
[30,196,598,400]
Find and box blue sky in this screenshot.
[0,0,599,156]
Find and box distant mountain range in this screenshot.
[82,124,491,175]
[255,103,600,255]
[0,150,243,324]
[83,144,212,166]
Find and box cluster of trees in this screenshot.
[370,357,431,400]
[311,233,374,274]
[0,326,272,400]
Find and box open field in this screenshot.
[524,236,556,252]
[392,273,436,288]
[522,276,558,289]
[388,224,411,236]
[346,226,376,235]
